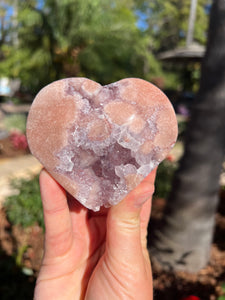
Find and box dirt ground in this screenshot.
[0,192,225,300]
[150,194,225,300]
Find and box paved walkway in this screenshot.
[0,155,42,206]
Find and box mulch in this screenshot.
[150,196,225,300]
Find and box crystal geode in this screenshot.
[26,78,178,211]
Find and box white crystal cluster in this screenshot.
[54,79,167,211]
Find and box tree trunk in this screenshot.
[150,0,225,273]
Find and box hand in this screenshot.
[34,168,156,300]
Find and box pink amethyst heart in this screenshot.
[26,78,178,211]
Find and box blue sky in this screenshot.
[2,3,13,19]
[1,0,44,18]
[136,10,149,31]
[37,0,45,9]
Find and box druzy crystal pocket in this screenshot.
[26,78,178,211]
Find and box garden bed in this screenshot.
[0,136,29,159]
[0,111,29,160]
[150,196,225,300]
[0,193,225,299]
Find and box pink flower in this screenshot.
[181,296,201,300]
[166,154,175,162]
[10,132,28,150]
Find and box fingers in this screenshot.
[140,192,152,246]
[106,168,157,263]
[39,169,73,257]
[139,170,157,241]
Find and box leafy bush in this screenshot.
[4,175,44,229]
[218,283,225,300]
[154,158,178,199]
[10,132,28,150]
[2,96,22,105]
[3,114,27,133]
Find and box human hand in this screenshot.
[34,168,156,300]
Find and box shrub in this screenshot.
[10,132,28,150]
[4,175,44,229]
[154,158,178,199]
[178,118,188,140]
[3,114,27,133]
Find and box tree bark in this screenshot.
[150,0,225,272]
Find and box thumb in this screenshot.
[106,169,157,264]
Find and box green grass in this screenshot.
[3,114,27,133]
[4,175,44,230]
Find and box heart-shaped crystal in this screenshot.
[26,78,177,211]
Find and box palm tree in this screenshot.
[150,0,225,272]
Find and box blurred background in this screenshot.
[0,0,225,299]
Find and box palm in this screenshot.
[67,205,108,297]
[35,195,109,299]
[34,169,156,300]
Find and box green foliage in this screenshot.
[144,0,210,52]
[162,70,182,90]
[15,245,29,268]
[218,283,225,300]
[136,0,210,91]
[0,0,162,94]
[154,159,178,199]
[5,97,21,105]
[0,0,210,94]
[178,118,188,140]
[4,175,44,229]
[3,114,27,133]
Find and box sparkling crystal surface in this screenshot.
[26,78,178,211]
